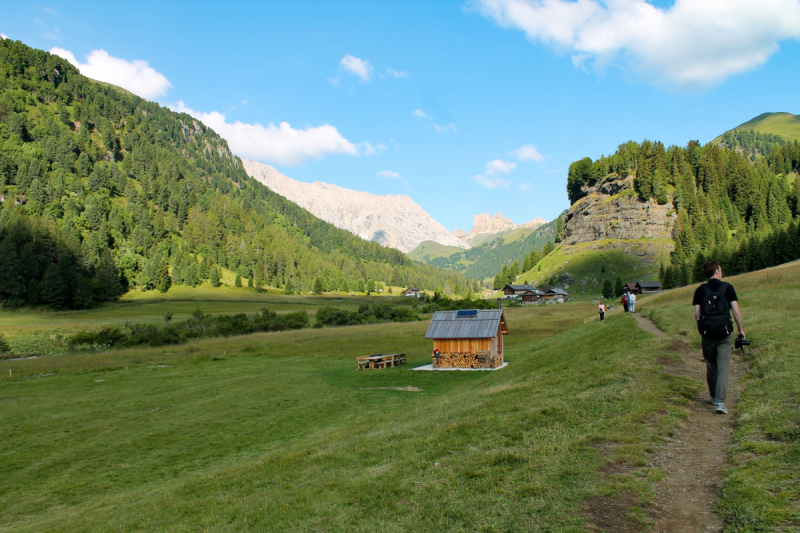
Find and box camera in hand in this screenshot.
[735,334,750,352]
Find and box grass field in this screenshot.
[0,298,701,532]
[724,111,800,143]
[520,238,673,295]
[640,261,800,530]
[407,240,467,262]
[0,286,416,356]
[1,262,796,531]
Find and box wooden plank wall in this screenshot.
[433,339,490,354]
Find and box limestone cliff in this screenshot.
[454,213,547,246]
[242,160,469,253]
[563,175,674,245]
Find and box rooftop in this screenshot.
[425,309,508,339]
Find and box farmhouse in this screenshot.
[403,287,421,298]
[425,309,508,369]
[502,284,539,298]
[637,281,662,293]
[623,281,662,294]
[542,288,569,303]
[519,289,545,304]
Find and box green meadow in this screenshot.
[0,262,797,531]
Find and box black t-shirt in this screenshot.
[692,279,738,308]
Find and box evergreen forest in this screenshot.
[566,131,800,288]
[0,39,467,309]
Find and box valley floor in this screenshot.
[0,263,798,531]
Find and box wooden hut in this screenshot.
[637,281,662,293]
[502,284,539,297]
[403,287,421,298]
[520,289,545,304]
[425,309,508,368]
[541,288,569,303]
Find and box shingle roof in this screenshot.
[547,288,570,296]
[425,309,507,339]
[504,284,539,291]
[638,281,662,288]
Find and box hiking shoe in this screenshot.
[710,396,717,406]
[716,402,728,415]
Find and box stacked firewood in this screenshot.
[433,352,499,369]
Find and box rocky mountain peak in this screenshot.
[242,159,469,253]
[453,212,548,245]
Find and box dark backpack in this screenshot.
[698,282,734,339]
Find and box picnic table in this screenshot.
[356,353,407,370]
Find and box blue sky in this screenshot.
[3,0,800,232]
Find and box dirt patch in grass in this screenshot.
[582,492,645,532]
[599,458,635,475]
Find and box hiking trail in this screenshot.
[586,312,742,532]
[637,314,741,532]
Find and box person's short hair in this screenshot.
[702,260,721,279]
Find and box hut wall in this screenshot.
[433,339,489,354]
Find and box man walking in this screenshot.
[622,293,629,312]
[693,261,745,415]
[628,292,636,313]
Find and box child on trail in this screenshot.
[628,292,636,313]
[622,293,629,312]
[598,302,606,322]
[693,261,745,415]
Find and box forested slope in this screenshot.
[0,39,466,309]
[564,134,800,288]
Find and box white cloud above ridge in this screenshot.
[386,67,408,78]
[412,109,428,118]
[0,34,7,40]
[475,0,800,87]
[340,54,373,81]
[473,174,511,189]
[49,47,171,99]
[485,159,517,174]
[377,170,401,179]
[170,101,376,166]
[513,144,544,162]
[431,123,457,133]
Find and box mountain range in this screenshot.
[452,213,547,246]
[242,160,467,254]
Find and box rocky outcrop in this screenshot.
[454,213,547,245]
[242,159,469,253]
[563,175,674,245]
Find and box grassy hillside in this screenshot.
[0,38,467,311]
[519,239,673,295]
[415,218,559,281]
[407,240,466,262]
[724,111,800,142]
[640,261,800,529]
[0,298,696,531]
[1,260,797,530]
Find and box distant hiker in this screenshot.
[628,292,636,313]
[621,293,629,312]
[598,302,606,322]
[693,261,746,415]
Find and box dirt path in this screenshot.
[635,315,743,532]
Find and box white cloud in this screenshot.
[476,0,800,87]
[170,101,373,166]
[485,159,517,175]
[431,123,457,133]
[519,181,535,195]
[0,34,7,40]
[340,54,373,81]
[386,67,408,78]
[412,109,429,118]
[472,174,511,189]
[49,47,172,99]
[42,6,58,15]
[512,144,544,162]
[377,170,401,179]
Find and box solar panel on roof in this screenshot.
[456,309,478,317]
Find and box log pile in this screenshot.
[433,352,500,369]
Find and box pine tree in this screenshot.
[235,274,242,287]
[94,248,123,301]
[602,279,613,298]
[493,272,503,290]
[247,276,253,288]
[614,277,623,297]
[366,279,375,293]
[692,252,707,283]
[543,241,554,256]
[156,258,171,293]
[313,277,324,294]
[210,267,220,287]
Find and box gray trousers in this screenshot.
[701,332,734,402]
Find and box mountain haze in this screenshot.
[242,159,468,253]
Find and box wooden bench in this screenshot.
[356,353,407,369]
